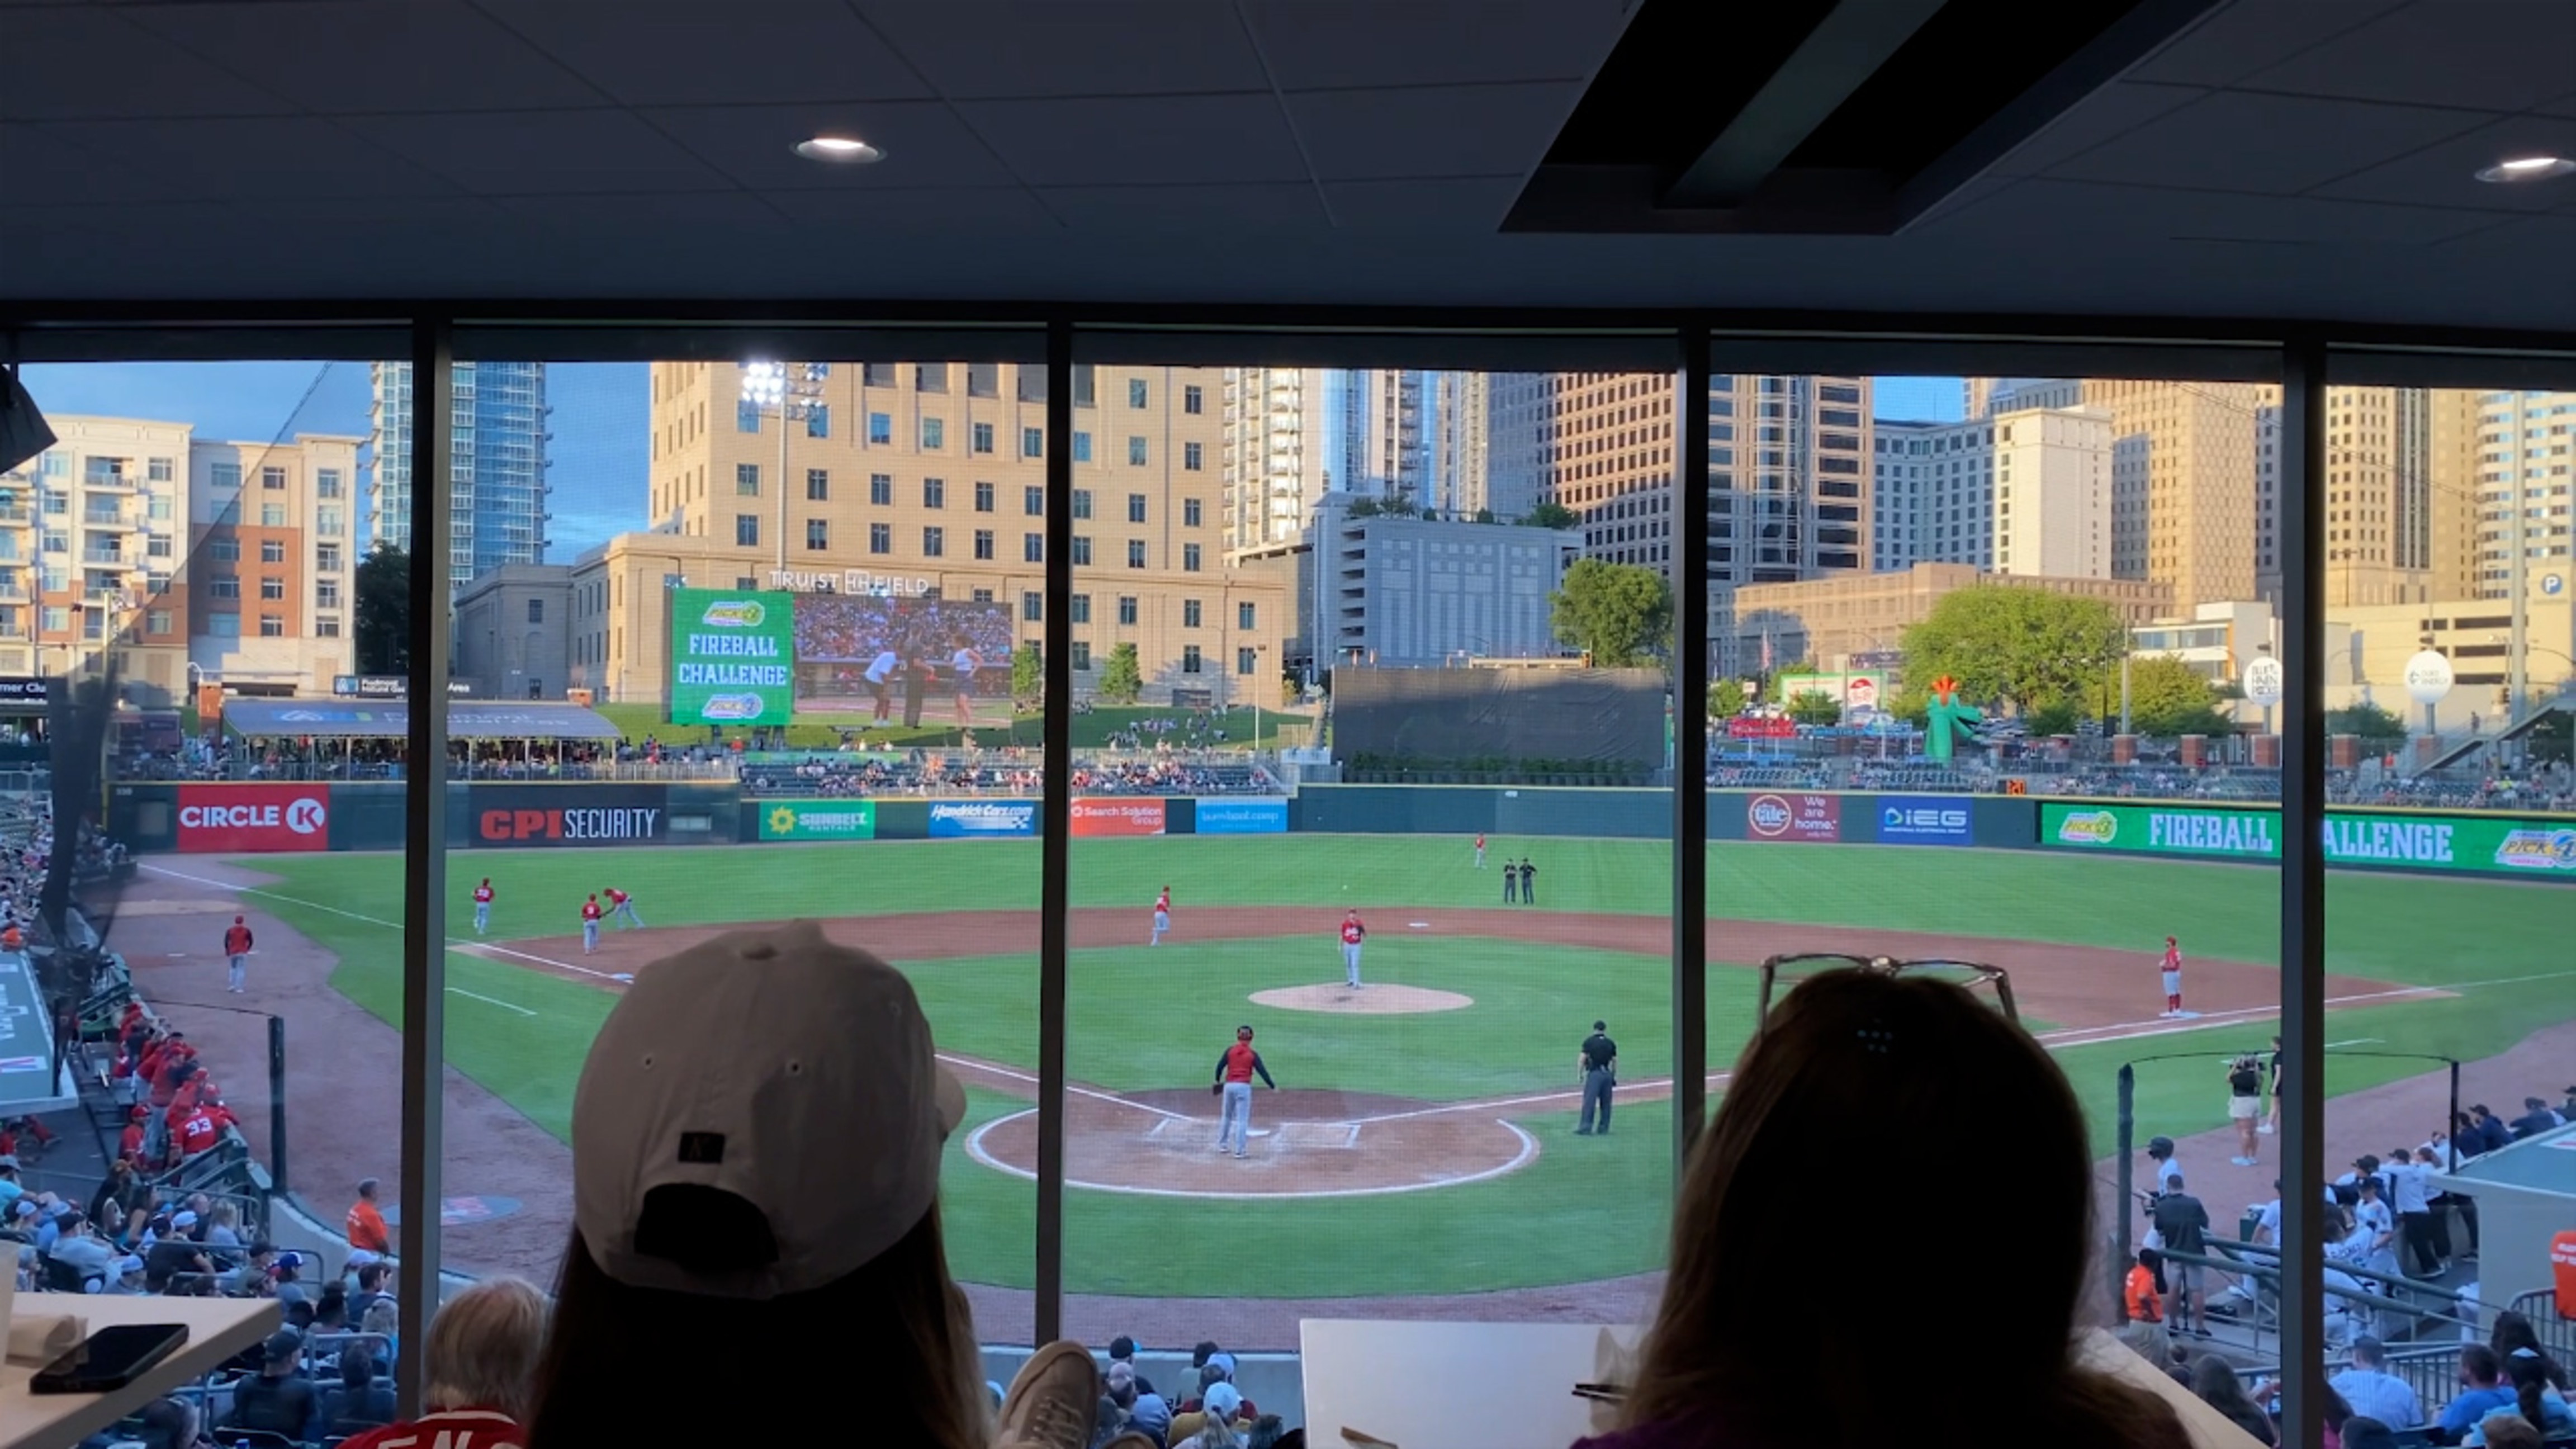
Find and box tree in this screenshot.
[1549,558,1671,668]
[1785,690,1841,726]
[2327,702,2407,741]
[2026,700,2082,737]
[354,542,411,676]
[1708,678,1748,717]
[2124,654,2234,737]
[1523,501,1579,531]
[1344,497,1384,519]
[1008,643,1044,711]
[1472,506,1498,525]
[1097,643,1143,704]
[1898,586,2127,718]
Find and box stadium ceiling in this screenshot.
[221,699,623,741]
[1,0,2573,331]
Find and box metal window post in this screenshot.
[2277,337,2329,1449]
[1035,323,1074,1344]
[1674,325,1711,1167]
[395,320,453,1411]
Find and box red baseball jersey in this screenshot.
[2161,943,2182,973]
[606,888,629,906]
[582,901,603,923]
[178,1108,220,1156]
[473,884,494,904]
[1341,917,1365,945]
[1156,891,1171,912]
[1476,835,1486,848]
[223,923,252,955]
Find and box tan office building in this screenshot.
[186,433,363,695]
[585,361,1281,707]
[0,414,192,701]
[1718,561,2172,676]
[2251,386,2478,607]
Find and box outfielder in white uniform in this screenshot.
[1339,909,1366,988]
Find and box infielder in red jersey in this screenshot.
[1151,886,1172,946]
[1340,909,1367,988]
[581,895,604,955]
[472,878,495,935]
[603,885,643,929]
[2159,936,2185,1017]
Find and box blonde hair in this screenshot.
[362,1296,400,1337]
[425,1276,550,1421]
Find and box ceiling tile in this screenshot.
[2308,115,2576,212]
[0,7,299,121]
[1239,0,1627,90]
[35,115,465,201]
[859,0,1267,98]
[1033,182,1329,232]
[489,0,930,106]
[347,110,736,196]
[641,102,1019,190]
[493,189,797,240]
[761,185,1057,229]
[2531,90,2576,119]
[1929,176,2500,247]
[1320,177,1523,230]
[954,93,1305,186]
[0,124,171,206]
[2232,0,2576,113]
[2044,91,2492,194]
[2125,0,2412,88]
[122,0,604,114]
[1287,82,1575,182]
[1983,82,2210,178]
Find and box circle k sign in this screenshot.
[175,787,330,853]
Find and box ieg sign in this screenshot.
[1876,795,1971,845]
[176,785,330,853]
[472,785,670,847]
[928,801,1037,839]
[2039,802,2576,875]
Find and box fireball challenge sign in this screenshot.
[669,588,795,728]
[2040,802,2576,875]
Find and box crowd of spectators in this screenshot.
[744,749,1281,799]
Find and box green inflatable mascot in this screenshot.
[1924,674,1983,765]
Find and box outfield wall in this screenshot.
[110,780,2573,881]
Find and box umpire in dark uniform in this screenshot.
[1576,1019,1617,1135]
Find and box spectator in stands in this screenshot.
[2443,1346,2520,1441]
[1573,968,2187,1449]
[2466,1352,2576,1446]
[224,1329,321,1442]
[2489,1314,2569,1394]
[2473,1417,2544,1449]
[2331,1337,2423,1429]
[314,1279,351,1332]
[2150,1173,2212,1336]
[2509,1097,2561,1139]
[45,1212,113,1287]
[202,1200,241,1257]
[2123,1248,2163,1324]
[1244,1415,1287,1449]
[141,1228,209,1292]
[116,1396,205,1449]
[348,1177,392,1254]
[320,1344,399,1436]
[362,1294,401,1359]
[2189,1356,2277,1445]
[1091,1392,1133,1449]
[347,1254,390,1322]
[522,924,992,1449]
[1109,1334,1153,1395]
[2471,1106,2513,1155]
[1173,1384,1245,1449]
[338,1276,550,1449]
[2341,1418,2400,1449]
[1109,1357,1171,1446]
[272,1248,310,1307]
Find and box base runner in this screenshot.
[1210,1025,1277,1159]
[604,886,644,929]
[1150,887,1171,946]
[472,878,494,936]
[1339,908,1367,988]
[2159,935,2186,1018]
[581,894,604,955]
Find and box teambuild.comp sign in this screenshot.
[2040,802,2576,875]
[669,588,794,727]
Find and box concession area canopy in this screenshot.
[221,699,623,741]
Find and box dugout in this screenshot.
[2430,1121,2576,1313]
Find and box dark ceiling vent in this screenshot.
[1505,0,2225,235]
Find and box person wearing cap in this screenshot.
[1173,1382,1248,1449]
[1211,1025,1277,1160]
[579,893,603,955]
[2158,935,2185,1017]
[223,1329,321,1443]
[221,913,253,993]
[520,922,992,1448]
[2144,1134,2183,1195]
[1577,1020,1618,1136]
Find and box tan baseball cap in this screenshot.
[571,920,965,1300]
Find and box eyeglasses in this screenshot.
[1754,952,2019,1030]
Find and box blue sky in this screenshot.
[22,363,1965,556]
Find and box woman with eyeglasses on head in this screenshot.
[1576,966,2186,1449]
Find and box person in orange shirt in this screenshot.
[347,1177,392,1256]
[0,919,22,956]
[2125,1249,2165,1324]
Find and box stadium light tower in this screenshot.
[739,361,827,577]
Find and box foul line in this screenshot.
[446,987,537,1017]
[964,1109,1541,1201]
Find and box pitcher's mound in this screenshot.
[1251,983,1474,1015]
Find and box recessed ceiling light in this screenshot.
[795,136,883,164]
[2475,154,2574,183]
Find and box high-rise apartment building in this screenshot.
[586,361,1279,707]
[2251,386,2464,605]
[1428,372,1489,517]
[187,433,364,694]
[0,414,192,699]
[370,361,552,586]
[1873,406,2111,577]
[1484,373,1551,522]
[1543,373,1872,586]
[2473,391,2576,596]
[1220,368,1428,552]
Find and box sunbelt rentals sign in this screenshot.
[759,802,877,841]
[2041,802,2576,875]
[669,588,795,727]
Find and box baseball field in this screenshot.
[132,831,2575,1329]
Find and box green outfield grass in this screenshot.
[198,836,2575,1297]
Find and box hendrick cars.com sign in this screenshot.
[176,785,331,853]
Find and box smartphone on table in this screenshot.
[29,1322,190,1394]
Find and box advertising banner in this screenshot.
[669,588,795,727]
[1745,792,1841,842]
[1876,795,1972,845]
[176,785,331,853]
[1726,716,1797,740]
[756,801,877,842]
[2039,802,2576,875]
[1071,798,1167,838]
[927,800,1037,839]
[472,785,670,847]
[1195,798,1289,835]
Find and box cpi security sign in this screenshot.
[669,588,795,727]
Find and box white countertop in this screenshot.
[1,1295,280,1449]
[1301,1319,1643,1449]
